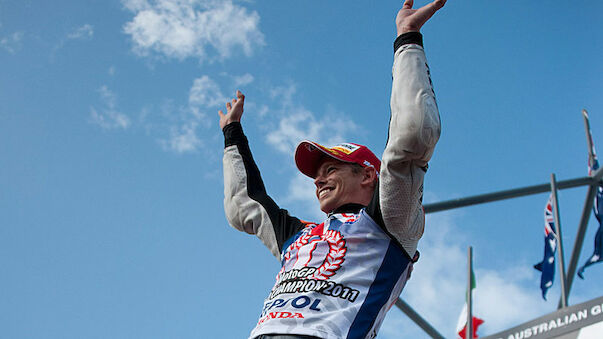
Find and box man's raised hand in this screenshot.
[396,0,446,36]
[219,90,245,130]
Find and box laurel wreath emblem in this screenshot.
[309,230,347,280]
[279,228,347,281]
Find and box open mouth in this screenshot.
[318,187,334,199]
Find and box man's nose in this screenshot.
[314,174,326,187]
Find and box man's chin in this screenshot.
[319,201,333,214]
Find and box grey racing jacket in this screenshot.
[222,31,441,339]
[222,32,440,260]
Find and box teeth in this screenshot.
[319,188,332,199]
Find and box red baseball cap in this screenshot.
[294,140,381,178]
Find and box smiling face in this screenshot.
[313,158,376,213]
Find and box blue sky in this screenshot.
[1,1,603,338]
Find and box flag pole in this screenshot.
[550,173,568,308]
[467,246,473,339]
[560,167,603,308]
[394,299,445,339]
[583,109,595,165]
[557,109,598,308]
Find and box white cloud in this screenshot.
[233,73,254,88]
[265,84,358,154]
[475,266,548,333]
[90,86,131,130]
[256,104,269,118]
[266,108,357,154]
[0,31,23,53]
[99,86,118,109]
[90,107,131,130]
[122,0,264,61]
[161,121,202,153]
[266,109,325,154]
[67,24,94,40]
[269,83,296,104]
[189,75,227,108]
[50,24,94,57]
[88,74,231,153]
[158,74,226,153]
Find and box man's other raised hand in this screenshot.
[396,0,446,36]
[219,90,245,130]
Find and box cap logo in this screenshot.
[331,143,360,155]
[327,149,342,156]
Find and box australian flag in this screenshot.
[577,157,603,279]
[534,194,557,300]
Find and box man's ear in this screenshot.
[361,166,377,186]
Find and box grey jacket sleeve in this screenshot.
[379,32,441,256]
[222,122,305,259]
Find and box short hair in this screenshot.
[345,162,377,189]
[348,162,365,174]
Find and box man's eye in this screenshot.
[327,166,336,173]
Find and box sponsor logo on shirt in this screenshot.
[258,295,321,322]
[257,311,304,325]
[267,226,360,305]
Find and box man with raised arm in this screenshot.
[219,1,446,338]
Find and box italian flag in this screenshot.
[456,269,484,339]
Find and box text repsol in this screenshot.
[262,295,322,315]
